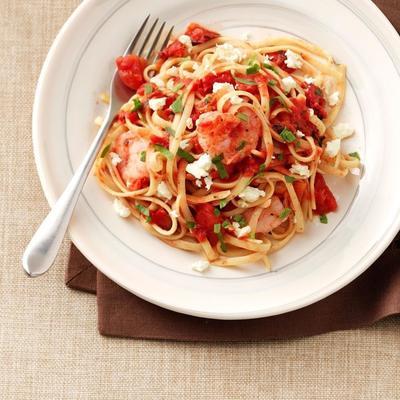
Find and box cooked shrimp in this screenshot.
[112,131,149,189]
[196,109,262,164]
[245,196,286,233]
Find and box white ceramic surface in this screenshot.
[33,0,400,319]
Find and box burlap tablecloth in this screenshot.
[1,1,399,398]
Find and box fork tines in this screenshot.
[124,15,174,62]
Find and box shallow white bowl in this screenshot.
[33,0,400,319]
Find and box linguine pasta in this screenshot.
[94,23,360,270]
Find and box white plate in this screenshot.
[33,0,400,319]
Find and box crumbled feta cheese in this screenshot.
[109,152,122,166]
[99,92,110,104]
[113,198,131,218]
[186,117,194,129]
[304,76,315,85]
[180,139,190,150]
[230,94,243,105]
[350,168,361,176]
[281,76,297,92]
[94,116,103,126]
[238,186,265,203]
[192,260,210,273]
[167,66,179,75]
[325,139,341,158]
[169,209,180,218]
[186,153,212,179]
[237,200,249,208]
[178,35,192,51]
[284,49,303,69]
[195,179,202,187]
[242,32,252,41]
[232,222,251,238]
[332,123,354,139]
[157,181,173,200]
[309,108,315,117]
[204,175,213,191]
[263,55,271,65]
[150,76,165,88]
[148,97,166,111]
[289,164,311,177]
[328,91,340,106]
[296,130,305,138]
[166,79,176,91]
[212,82,235,93]
[215,43,246,63]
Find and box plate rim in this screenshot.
[32,0,400,319]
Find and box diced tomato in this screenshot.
[115,54,147,90]
[241,157,262,177]
[159,39,188,60]
[194,204,221,231]
[271,96,319,137]
[314,173,337,215]
[117,111,139,124]
[192,203,222,246]
[190,137,204,154]
[150,135,169,147]
[184,23,220,44]
[150,208,172,230]
[128,177,149,191]
[269,51,295,73]
[196,71,235,96]
[305,84,327,119]
[293,179,308,203]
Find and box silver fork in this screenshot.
[23,16,174,277]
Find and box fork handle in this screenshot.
[22,112,112,277]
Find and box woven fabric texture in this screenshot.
[0,1,399,398]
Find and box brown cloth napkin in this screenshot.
[65,0,400,340]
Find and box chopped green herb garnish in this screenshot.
[154,144,173,159]
[219,199,228,209]
[235,76,258,86]
[222,220,230,228]
[204,96,211,104]
[233,214,247,228]
[171,82,184,92]
[268,80,276,87]
[132,98,142,111]
[214,223,221,234]
[165,126,175,136]
[140,151,146,162]
[279,208,292,220]
[295,140,301,149]
[263,63,279,74]
[249,231,256,240]
[100,144,111,158]
[212,155,229,179]
[170,95,183,113]
[217,232,227,252]
[349,152,360,160]
[258,164,266,173]
[246,63,260,75]
[280,128,296,143]
[213,208,221,217]
[177,148,195,163]
[320,214,328,224]
[277,153,284,161]
[237,112,249,122]
[186,221,196,229]
[136,204,150,217]
[236,140,247,151]
[145,216,152,223]
[144,83,153,95]
[315,87,323,96]
[284,175,296,184]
